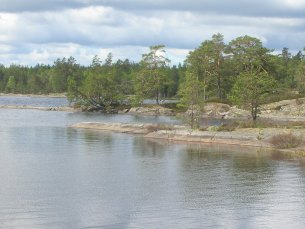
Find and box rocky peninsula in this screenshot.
[71,122,305,156]
[2,94,305,155]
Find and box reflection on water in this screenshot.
[0,108,305,228]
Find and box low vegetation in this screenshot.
[216,123,238,132]
[269,133,303,149]
[146,124,174,133]
[212,119,305,132]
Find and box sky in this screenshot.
[0,0,305,66]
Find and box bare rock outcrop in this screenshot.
[71,122,305,149]
[261,98,305,118]
[128,105,174,116]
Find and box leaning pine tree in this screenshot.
[67,54,125,113]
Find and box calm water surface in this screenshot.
[0,96,69,107]
[1,98,305,228]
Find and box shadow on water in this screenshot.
[67,128,113,145]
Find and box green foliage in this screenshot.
[226,35,271,73]
[226,35,280,121]
[67,54,125,112]
[134,45,170,104]
[185,34,227,100]
[6,76,16,93]
[0,35,305,119]
[295,58,305,94]
[178,70,205,129]
[50,57,81,93]
[229,71,276,120]
[83,71,123,108]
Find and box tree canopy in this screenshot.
[134,45,171,105]
[0,34,305,119]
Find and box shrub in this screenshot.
[146,124,173,133]
[269,133,303,149]
[199,126,208,131]
[217,122,238,131]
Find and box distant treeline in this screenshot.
[0,54,184,97]
[1,34,305,119]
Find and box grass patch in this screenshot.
[269,133,303,149]
[215,120,277,131]
[213,119,305,132]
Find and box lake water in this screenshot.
[0,96,69,108]
[1,97,305,228]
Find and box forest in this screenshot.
[1,34,305,120]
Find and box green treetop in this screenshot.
[134,45,170,105]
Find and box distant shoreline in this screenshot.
[0,104,76,112]
[0,93,71,111]
[0,93,67,98]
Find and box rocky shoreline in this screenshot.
[2,95,305,156]
[71,122,305,156]
[2,95,305,121]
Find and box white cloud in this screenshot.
[0,1,305,65]
[0,13,19,42]
[280,0,305,9]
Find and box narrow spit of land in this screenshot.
[68,98,305,147]
[71,122,305,156]
[2,94,305,155]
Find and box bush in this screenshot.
[269,133,303,149]
[217,122,238,131]
[146,124,173,133]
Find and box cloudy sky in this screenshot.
[0,0,305,66]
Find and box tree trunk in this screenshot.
[252,104,258,121]
[217,77,221,99]
[156,90,159,104]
